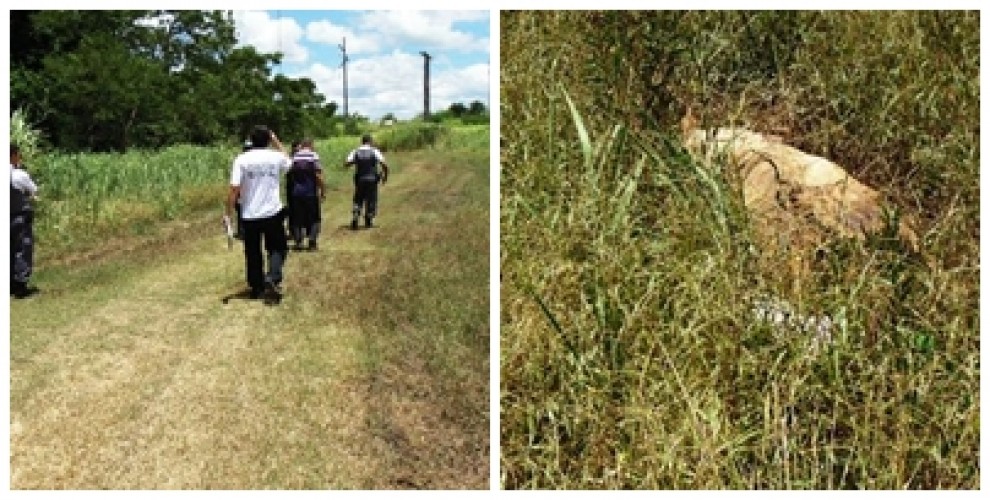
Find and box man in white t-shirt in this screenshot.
[11,144,40,299]
[225,126,292,302]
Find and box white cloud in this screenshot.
[433,63,491,109]
[298,53,489,120]
[233,10,309,64]
[234,10,489,120]
[305,21,380,55]
[356,11,489,54]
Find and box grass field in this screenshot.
[500,11,978,489]
[9,126,490,489]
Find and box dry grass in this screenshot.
[10,138,490,489]
[501,11,978,489]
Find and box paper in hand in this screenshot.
[223,215,234,250]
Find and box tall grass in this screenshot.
[10,108,44,160]
[501,11,978,489]
[29,144,230,258]
[374,121,448,152]
[438,124,489,152]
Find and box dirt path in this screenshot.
[9,157,489,489]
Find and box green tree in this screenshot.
[468,100,487,115]
[448,102,468,117]
[10,10,327,151]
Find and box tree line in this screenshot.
[11,10,341,153]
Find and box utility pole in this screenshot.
[339,37,349,120]
[420,51,432,119]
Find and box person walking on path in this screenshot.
[225,126,292,301]
[10,144,40,299]
[344,134,389,230]
[288,138,325,250]
[285,140,299,240]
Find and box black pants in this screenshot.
[242,210,288,293]
[352,180,379,220]
[290,196,322,243]
[11,212,34,285]
[235,202,244,237]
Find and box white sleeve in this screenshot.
[375,149,386,163]
[230,158,242,186]
[280,153,292,172]
[11,169,38,195]
[345,149,356,163]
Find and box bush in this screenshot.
[375,121,448,152]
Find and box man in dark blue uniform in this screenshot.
[344,134,389,230]
[10,144,39,299]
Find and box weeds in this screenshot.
[501,11,978,489]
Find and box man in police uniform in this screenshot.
[344,134,389,230]
[10,144,39,299]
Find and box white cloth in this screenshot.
[345,144,386,164]
[230,149,291,220]
[10,165,38,195]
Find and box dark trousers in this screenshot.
[290,196,322,243]
[353,180,379,220]
[235,203,244,237]
[11,212,34,285]
[242,210,288,293]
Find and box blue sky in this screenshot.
[231,10,490,120]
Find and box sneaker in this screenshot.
[249,288,265,300]
[264,281,283,305]
[365,217,373,228]
[351,219,359,230]
[308,241,318,251]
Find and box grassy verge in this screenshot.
[355,144,490,487]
